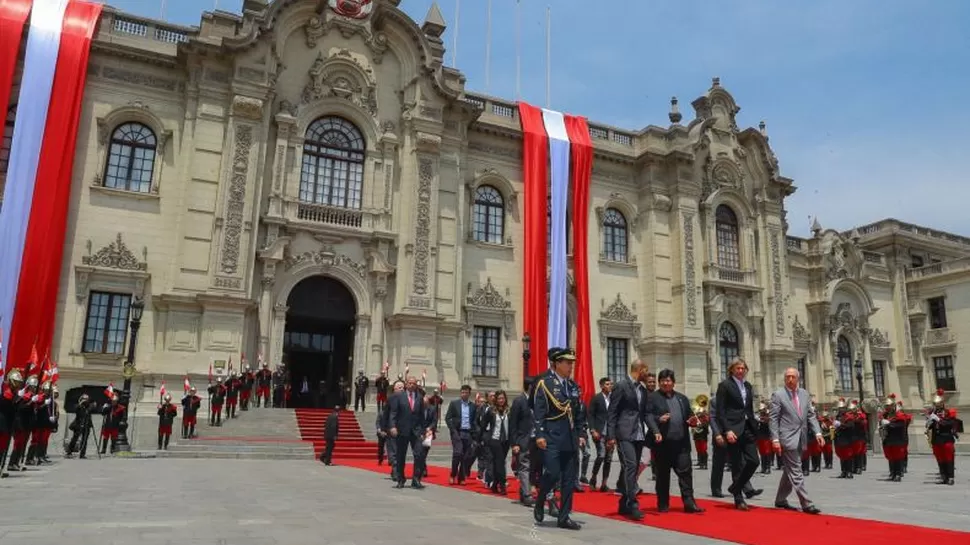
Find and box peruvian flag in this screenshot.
[518,102,594,402]
[208,363,213,383]
[0,0,103,373]
[25,343,39,376]
[159,381,167,399]
[104,382,115,398]
[183,375,191,393]
[41,358,59,384]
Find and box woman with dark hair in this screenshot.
[482,390,512,495]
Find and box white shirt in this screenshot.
[491,412,508,441]
[733,376,747,405]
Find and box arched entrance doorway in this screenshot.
[284,276,356,408]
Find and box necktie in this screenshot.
[792,390,801,416]
[408,393,414,410]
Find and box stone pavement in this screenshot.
[0,455,967,545]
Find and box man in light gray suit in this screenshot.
[768,367,823,515]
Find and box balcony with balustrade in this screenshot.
[703,263,760,291]
[277,198,392,239]
[906,256,970,281]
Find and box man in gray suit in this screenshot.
[768,367,823,514]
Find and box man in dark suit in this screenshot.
[709,393,760,499]
[644,370,703,513]
[389,376,431,489]
[321,405,341,465]
[714,357,760,510]
[444,384,477,485]
[587,377,613,492]
[509,376,537,506]
[606,360,650,521]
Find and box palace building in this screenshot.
[1,0,967,413]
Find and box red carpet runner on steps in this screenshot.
[294,409,376,460]
[339,458,969,545]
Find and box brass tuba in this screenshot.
[692,394,709,416]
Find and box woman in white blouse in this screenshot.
[482,390,512,495]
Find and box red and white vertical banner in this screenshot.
[518,102,594,402]
[0,0,102,372]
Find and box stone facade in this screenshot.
[0,1,967,411]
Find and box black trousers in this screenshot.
[354,393,366,412]
[711,441,755,494]
[377,434,386,464]
[488,439,510,488]
[726,431,759,497]
[538,446,578,524]
[395,433,426,483]
[450,430,474,478]
[616,439,644,512]
[322,437,335,464]
[655,440,694,507]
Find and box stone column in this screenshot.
[353,315,370,374]
[271,303,288,366]
[258,275,273,358]
[370,273,388,373]
[268,112,297,218]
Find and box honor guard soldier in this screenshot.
[0,369,26,475]
[26,381,58,465]
[225,373,241,419]
[755,401,773,474]
[833,398,857,478]
[895,399,911,474]
[532,347,586,531]
[354,369,369,412]
[157,394,178,450]
[691,395,710,470]
[181,387,202,438]
[851,400,868,473]
[927,388,962,485]
[8,374,40,471]
[819,411,834,469]
[878,394,910,482]
[209,380,227,426]
[64,394,96,459]
[255,363,272,408]
[375,371,390,413]
[101,394,126,454]
[240,368,255,411]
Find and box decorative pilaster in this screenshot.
[682,210,698,328]
[271,303,288,366]
[768,229,785,336]
[406,132,441,311]
[370,272,388,372]
[268,112,297,218]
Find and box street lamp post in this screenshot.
[521,333,532,381]
[115,296,145,452]
[854,358,868,447]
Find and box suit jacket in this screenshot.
[444,398,477,434]
[644,390,694,445]
[708,395,722,436]
[768,387,821,451]
[508,393,533,446]
[588,392,609,436]
[389,389,426,437]
[714,377,758,438]
[324,411,340,440]
[606,376,644,442]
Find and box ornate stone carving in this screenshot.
[467,141,518,160]
[683,213,697,326]
[466,278,510,309]
[219,124,253,275]
[301,49,378,117]
[601,294,637,322]
[828,302,858,331]
[701,156,744,200]
[869,328,890,348]
[99,66,178,92]
[411,158,434,296]
[232,96,264,120]
[82,233,147,271]
[214,277,242,289]
[824,233,864,281]
[770,230,784,335]
[284,247,367,279]
[792,315,811,343]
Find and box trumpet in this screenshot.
[691,394,710,425]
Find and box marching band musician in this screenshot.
[756,401,774,474]
[26,381,58,465]
[7,374,41,471]
[64,393,97,459]
[224,372,241,419]
[375,371,390,413]
[833,398,857,478]
[157,394,178,450]
[691,395,710,470]
[878,394,911,482]
[255,362,272,408]
[805,400,822,473]
[240,367,256,411]
[896,399,910,474]
[181,387,202,439]
[208,379,227,426]
[819,410,834,469]
[100,394,126,455]
[851,400,868,473]
[0,369,26,475]
[927,388,962,485]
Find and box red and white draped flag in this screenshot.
[439,380,447,393]
[104,382,114,398]
[518,102,594,402]
[41,357,59,384]
[183,375,191,393]
[159,381,167,399]
[0,0,103,375]
[208,362,213,383]
[0,324,5,374]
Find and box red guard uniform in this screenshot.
[819,413,834,469]
[0,370,26,475]
[928,388,961,485]
[255,366,272,408]
[157,398,178,450]
[851,406,868,473]
[375,374,390,412]
[834,399,857,478]
[225,375,241,419]
[181,390,202,438]
[8,375,40,471]
[240,370,255,410]
[208,382,226,426]
[101,398,126,454]
[26,389,53,465]
[879,394,911,481]
[756,404,773,474]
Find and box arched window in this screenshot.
[472,185,504,243]
[300,116,365,209]
[103,122,157,193]
[837,335,853,392]
[602,208,628,262]
[718,321,740,379]
[1,104,15,175]
[715,204,741,270]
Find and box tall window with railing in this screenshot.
[872,360,886,398]
[299,116,364,209]
[718,321,740,380]
[715,205,741,270]
[472,185,504,244]
[103,122,157,193]
[837,336,853,392]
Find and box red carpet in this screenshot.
[340,458,970,545]
[294,409,377,460]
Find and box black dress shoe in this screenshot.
[684,501,705,513]
[558,519,581,530]
[395,481,405,489]
[803,505,821,515]
[711,491,725,498]
[626,509,644,521]
[734,498,749,511]
[533,499,545,523]
[745,488,763,499]
[657,505,669,513]
[411,480,425,489]
[774,502,797,510]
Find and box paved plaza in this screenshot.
[0,455,967,545]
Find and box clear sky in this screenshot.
[108,0,970,238]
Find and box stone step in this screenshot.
[156,450,314,460]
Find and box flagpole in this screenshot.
[160,0,167,20]
[451,0,460,68]
[485,0,492,94]
[515,0,522,100]
[545,5,551,108]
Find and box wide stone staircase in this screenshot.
[294,408,377,460]
[155,407,350,460]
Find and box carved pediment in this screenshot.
[823,232,864,281]
[283,246,367,279]
[792,315,811,344]
[463,278,514,339]
[82,233,146,271]
[829,302,859,331]
[304,11,388,64]
[598,294,642,348]
[301,48,379,116]
[465,278,510,309]
[869,328,890,348]
[600,294,636,322]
